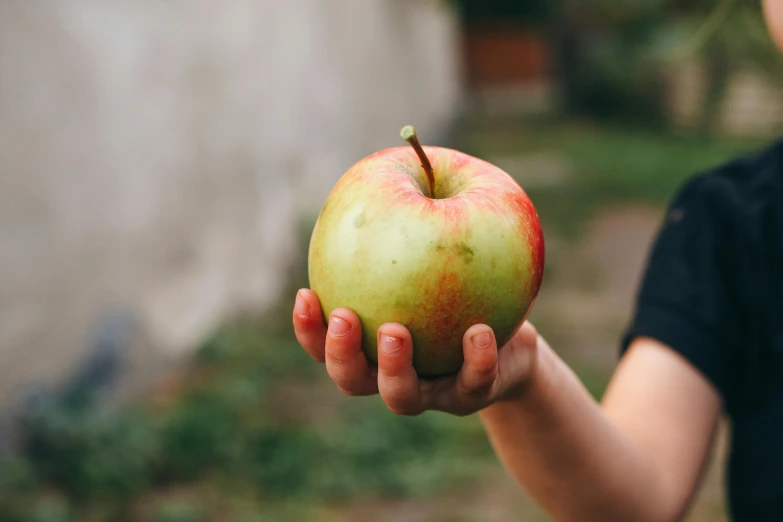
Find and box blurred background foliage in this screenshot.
[1,0,780,521]
[457,0,779,126]
[0,255,497,522]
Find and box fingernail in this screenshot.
[329,315,351,337]
[294,292,310,317]
[472,331,492,350]
[379,335,402,354]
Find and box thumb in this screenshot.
[496,321,539,399]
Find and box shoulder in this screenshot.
[671,139,783,223]
[623,138,783,404]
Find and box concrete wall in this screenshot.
[0,0,461,403]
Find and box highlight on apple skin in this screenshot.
[307,126,545,377]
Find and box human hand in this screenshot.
[293,288,540,416]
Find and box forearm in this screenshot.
[479,341,670,522]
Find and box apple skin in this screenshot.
[308,145,544,377]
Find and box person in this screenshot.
[293,2,783,520]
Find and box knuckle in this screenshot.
[460,377,495,401]
[388,402,422,416]
[417,379,439,398]
[325,364,350,385]
[510,322,538,349]
[466,363,498,388]
[386,403,406,415]
[377,363,408,380]
[325,344,358,368]
[296,313,319,331]
[526,324,538,338]
[383,387,422,416]
[436,399,475,417]
[337,384,365,397]
[472,360,498,378]
[326,351,350,368]
[462,385,492,402]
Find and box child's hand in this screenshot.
[293,288,540,416]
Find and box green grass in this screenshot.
[0,316,498,522]
[457,121,767,238]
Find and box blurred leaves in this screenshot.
[455,0,553,25]
[458,122,765,238]
[0,319,493,522]
[460,0,780,126]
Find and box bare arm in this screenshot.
[481,335,721,522]
[293,289,722,522]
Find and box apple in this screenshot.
[307,126,544,377]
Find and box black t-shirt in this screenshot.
[621,139,783,521]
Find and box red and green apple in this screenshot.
[307,126,545,377]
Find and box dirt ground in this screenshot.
[332,204,730,522]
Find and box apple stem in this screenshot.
[400,125,435,197]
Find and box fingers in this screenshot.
[457,325,499,398]
[325,308,378,396]
[293,290,378,397]
[514,321,539,349]
[295,289,538,413]
[423,325,499,415]
[496,322,539,398]
[426,323,536,414]
[377,323,423,416]
[293,289,327,362]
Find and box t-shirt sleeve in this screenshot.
[621,175,734,396]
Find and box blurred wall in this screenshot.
[0,0,461,403]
